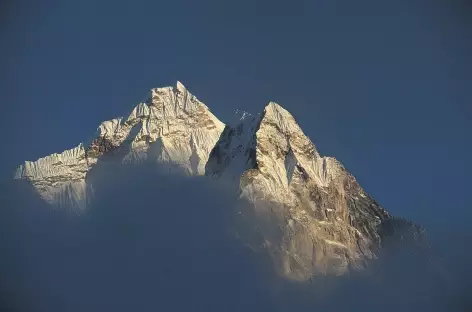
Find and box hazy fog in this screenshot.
[1,163,470,311]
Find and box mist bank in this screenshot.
[1,163,470,311]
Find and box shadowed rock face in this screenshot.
[14,82,426,281]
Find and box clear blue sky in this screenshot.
[1,0,471,229]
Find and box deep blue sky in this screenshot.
[1,0,471,228]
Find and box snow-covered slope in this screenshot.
[14,81,426,280]
[14,144,90,211]
[15,81,225,210]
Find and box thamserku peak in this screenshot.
[14,81,426,280]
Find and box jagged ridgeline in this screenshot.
[14,81,426,280]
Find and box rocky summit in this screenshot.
[14,81,426,281]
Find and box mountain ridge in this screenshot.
[14,81,427,280]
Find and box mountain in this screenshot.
[14,81,225,211]
[14,81,427,281]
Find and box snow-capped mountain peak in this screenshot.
[15,82,225,210]
[14,81,425,281]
